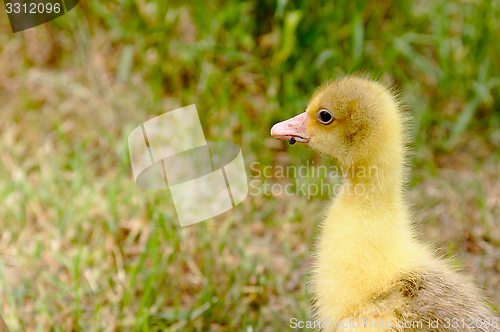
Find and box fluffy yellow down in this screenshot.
[308,76,432,331]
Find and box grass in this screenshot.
[0,0,499,330]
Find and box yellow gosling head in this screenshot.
[271,76,407,173]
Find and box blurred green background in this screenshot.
[0,0,499,331]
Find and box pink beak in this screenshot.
[270,111,310,144]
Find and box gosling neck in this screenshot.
[314,145,420,321]
[339,151,406,205]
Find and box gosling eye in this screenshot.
[317,109,334,125]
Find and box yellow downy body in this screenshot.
[272,76,499,331]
